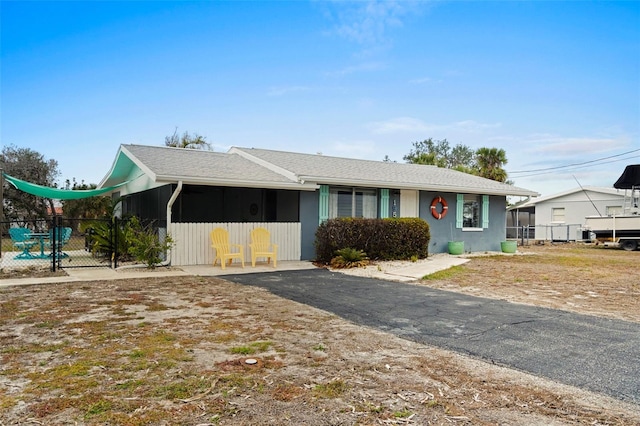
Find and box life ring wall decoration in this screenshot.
[430,196,448,220]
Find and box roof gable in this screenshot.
[102,144,310,190]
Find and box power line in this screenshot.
[507,148,640,174]
[510,154,640,179]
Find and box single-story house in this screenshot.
[507,186,627,241]
[99,144,538,265]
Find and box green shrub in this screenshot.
[83,218,132,263]
[83,199,132,263]
[315,217,430,264]
[330,248,369,269]
[125,217,174,269]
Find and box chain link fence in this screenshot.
[506,224,590,246]
[0,217,115,273]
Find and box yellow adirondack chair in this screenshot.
[210,228,245,269]
[249,227,278,267]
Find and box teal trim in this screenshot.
[380,189,390,218]
[319,185,329,224]
[482,195,489,228]
[456,194,464,228]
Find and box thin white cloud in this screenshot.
[368,117,435,134]
[505,134,635,183]
[368,117,501,135]
[524,134,628,156]
[318,1,426,75]
[409,76,441,84]
[266,85,311,97]
[324,0,417,45]
[454,120,502,133]
[326,139,380,158]
[326,61,385,77]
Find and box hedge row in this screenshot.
[314,217,430,264]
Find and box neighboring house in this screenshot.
[507,186,626,241]
[99,144,538,265]
[46,205,63,216]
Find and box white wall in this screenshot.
[169,222,301,266]
[534,190,625,240]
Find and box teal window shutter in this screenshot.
[456,194,464,228]
[482,195,489,228]
[380,189,390,218]
[319,185,329,224]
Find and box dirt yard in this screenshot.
[1,244,638,425]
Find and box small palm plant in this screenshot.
[330,248,369,269]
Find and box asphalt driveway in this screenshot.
[221,268,640,405]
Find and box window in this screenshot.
[329,187,377,218]
[456,194,489,230]
[462,194,481,228]
[552,207,565,223]
[606,206,623,216]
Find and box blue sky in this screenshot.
[2,0,639,197]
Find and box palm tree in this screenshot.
[475,147,508,182]
[164,128,211,150]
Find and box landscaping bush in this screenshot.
[330,247,369,269]
[315,217,430,264]
[125,216,174,268]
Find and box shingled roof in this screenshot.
[101,144,538,197]
[231,147,537,196]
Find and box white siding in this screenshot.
[169,222,301,266]
[533,190,625,241]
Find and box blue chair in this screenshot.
[9,227,37,259]
[45,227,72,258]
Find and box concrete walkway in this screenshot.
[0,254,469,288]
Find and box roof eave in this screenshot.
[155,175,318,191]
[299,176,538,197]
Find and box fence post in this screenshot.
[113,217,118,269]
[50,217,57,272]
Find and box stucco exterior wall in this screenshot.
[421,193,507,254]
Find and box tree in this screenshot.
[61,179,112,219]
[476,147,508,182]
[1,144,59,223]
[403,138,509,182]
[403,138,476,171]
[164,128,211,150]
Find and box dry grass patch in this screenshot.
[421,243,640,322]
[1,255,639,425]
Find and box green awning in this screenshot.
[3,173,133,200]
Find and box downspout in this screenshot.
[117,181,183,270]
[164,181,183,266]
